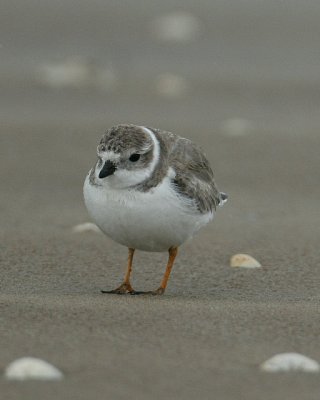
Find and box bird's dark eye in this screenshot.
[129,153,140,162]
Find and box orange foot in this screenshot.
[143,287,165,296]
[101,282,138,295]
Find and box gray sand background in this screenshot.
[1,1,320,399]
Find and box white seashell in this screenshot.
[38,57,117,91]
[260,353,320,372]
[152,12,202,42]
[220,118,254,137]
[155,74,188,98]
[39,58,89,88]
[72,222,102,234]
[5,357,64,380]
[230,253,261,268]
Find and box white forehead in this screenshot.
[97,148,120,162]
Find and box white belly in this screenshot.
[83,174,213,252]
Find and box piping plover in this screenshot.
[83,124,227,295]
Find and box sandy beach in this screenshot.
[1,1,320,399]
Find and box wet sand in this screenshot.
[1,123,320,399]
[1,1,320,399]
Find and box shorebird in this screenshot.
[84,124,227,294]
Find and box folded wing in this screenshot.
[169,137,227,213]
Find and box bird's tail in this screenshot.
[218,192,228,207]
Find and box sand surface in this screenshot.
[1,1,320,399]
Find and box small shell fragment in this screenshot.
[72,222,102,234]
[5,357,64,380]
[260,353,320,372]
[38,57,117,91]
[155,73,188,98]
[220,118,254,137]
[230,253,261,268]
[152,12,202,43]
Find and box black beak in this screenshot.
[99,160,116,178]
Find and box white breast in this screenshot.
[83,173,213,252]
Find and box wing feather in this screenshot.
[169,137,223,213]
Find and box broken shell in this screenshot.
[5,357,64,380]
[230,253,261,268]
[38,57,117,91]
[152,12,202,43]
[155,73,188,98]
[72,222,102,234]
[260,353,320,372]
[220,118,254,137]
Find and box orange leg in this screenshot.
[101,248,137,294]
[149,246,178,295]
[124,248,134,285]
